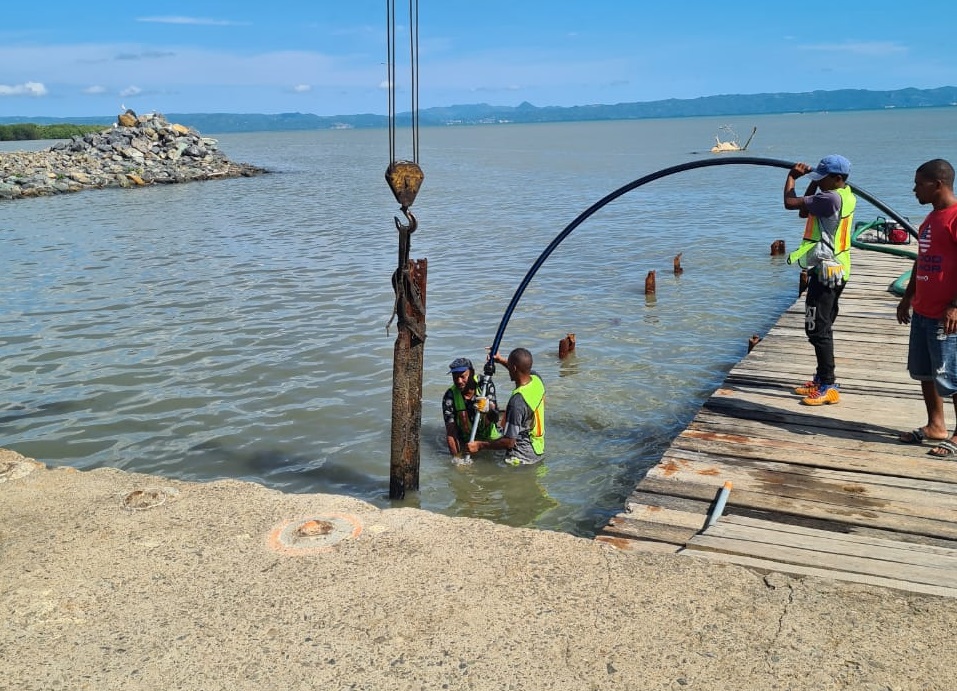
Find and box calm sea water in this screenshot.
[2,109,954,536]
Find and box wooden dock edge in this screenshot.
[595,250,957,597]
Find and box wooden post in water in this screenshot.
[386,161,426,499]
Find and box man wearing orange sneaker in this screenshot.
[783,155,857,405]
[896,159,957,457]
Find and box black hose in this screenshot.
[486,156,917,372]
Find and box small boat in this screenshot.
[710,125,756,153]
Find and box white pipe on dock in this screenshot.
[706,481,733,528]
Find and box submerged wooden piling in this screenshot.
[558,333,576,360]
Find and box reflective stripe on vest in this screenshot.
[513,374,545,455]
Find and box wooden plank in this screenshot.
[686,414,923,453]
[713,511,957,550]
[730,361,916,386]
[602,514,699,545]
[718,515,957,560]
[620,503,708,531]
[681,550,957,599]
[705,520,957,572]
[700,392,923,431]
[595,535,681,554]
[666,437,957,486]
[685,533,957,588]
[637,475,957,541]
[648,453,957,516]
[619,492,953,547]
[624,490,712,516]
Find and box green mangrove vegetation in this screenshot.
[0,123,108,142]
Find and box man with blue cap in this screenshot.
[783,154,857,405]
[442,356,501,459]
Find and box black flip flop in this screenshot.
[927,439,957,458]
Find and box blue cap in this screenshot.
[448,357,473,374]
[809,154,851,180]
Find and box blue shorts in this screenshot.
[908,312,957,397]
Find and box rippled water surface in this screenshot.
[2,109,954,535]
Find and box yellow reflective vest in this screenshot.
[512,374,545,455]
[787,185,857,279]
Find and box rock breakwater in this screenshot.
[0,110,266,200]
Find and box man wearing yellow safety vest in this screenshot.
[783,154,857,406]
[442,357,502,458]
[467,348,545,465]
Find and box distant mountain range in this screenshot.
[3,86,956,134]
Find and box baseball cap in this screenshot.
[808,154,851,180]
[447,357,473,374]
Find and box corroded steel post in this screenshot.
[386,161,425,500]
[389,255,427,499]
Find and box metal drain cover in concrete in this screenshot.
[121,487,179,511]
[268,514,363,555]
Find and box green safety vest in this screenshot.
[512,374,545,455]
[787,185,857,278]
[450,378,501,442]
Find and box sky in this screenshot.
[2,0,956,119]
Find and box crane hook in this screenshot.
[394,207,417,233]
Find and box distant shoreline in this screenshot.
[1,85,955,135]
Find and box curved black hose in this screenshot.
[486,156,917,373]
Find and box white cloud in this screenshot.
[0,81,47,97]
[115,50,177,61]
[120,85,143,97]
[0,43,378,91]
[84,85,107,94]
[136,16,248,27]
[293,84,312,93]
[800,41,907,57]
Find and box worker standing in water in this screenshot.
[442,357,501,460]
[467,348,545,466]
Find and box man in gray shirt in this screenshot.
[467,348,545,465]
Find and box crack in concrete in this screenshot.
[763,574,796,672]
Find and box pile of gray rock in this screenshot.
[0,110,266,200]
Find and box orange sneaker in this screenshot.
[802,384,839,406]
[793,377,821,396]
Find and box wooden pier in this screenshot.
[598,248,957,598]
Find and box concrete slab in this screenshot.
[2,447,956,690]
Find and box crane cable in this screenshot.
[386,0,421,167]
[385,0,425,337]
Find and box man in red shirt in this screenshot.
[896,159,957,456]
